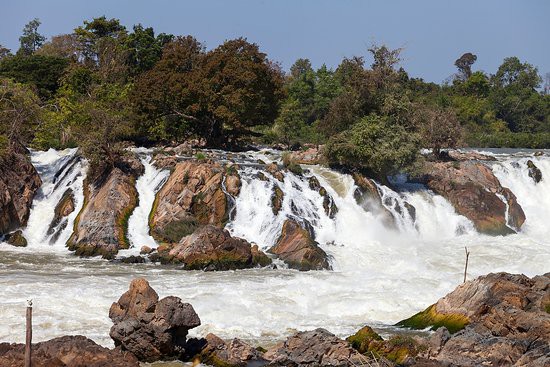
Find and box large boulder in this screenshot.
[0,335,139,367]
[287,146,325,165]
[47,188,75,243]
[269,219,331,271]
[264,328,366,366]
[154,225,271,270]
[67,157,143,258]
[420,160,525,235]
[4,229,27,247]
[150,160,240,243]
[398,272,550,366]
[109,278,201,362]
[0,143,42,236]
[308,176,338,218]
[191,333,265,367]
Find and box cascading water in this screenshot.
[1,148,549,349]
[20,148,86,251]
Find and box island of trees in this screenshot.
[1,17,549,181]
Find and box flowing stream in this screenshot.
[1,148,549,348]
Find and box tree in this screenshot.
[368,44,403,91]
[492,57,541,90]
[126,24,173,75]
[415,105,463,158]
[455,52,477,80]
[325,113,420,181]
[74,16,127,67]
[18,18,46,55]
[36,34,79,59]
[0,45,11,60]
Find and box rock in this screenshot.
[398,272,550,366]
[155,225,271,270]
[224,166,241,197]
[266,162,284,182]
[4,229,27,247]
[308,176,338,218]
[287,146,325,165]
[67,157,143,258]
[0,142,42,236]
[115,255,146,264]
[534,151,544,157]
[257,171,269,181]
[264,328,365,366]
[527,160,542,183]
[347,326,424,365]
[420,160,525,235]
[193,333,265,367]
[47,188,75,239]
[0,335,139,367]
[109,278,201,362]
[271,185,284,215]
[446,150,497,162]
[153,154,179,170]
[352,173,395,229]
[140,245,154,255]
[150,160,233,243]
[269,219,331,271]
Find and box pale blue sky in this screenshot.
[1,0,548,83]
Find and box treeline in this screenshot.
[0,17,549,179]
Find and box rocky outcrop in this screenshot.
[269,219,331,271]
[191,333,266,367]
[352,173,396,228]
[446,150,497,162]
[153,225,271,270]
[527,159,542,183]
[421,160,525,235]
[397,272,550,366]
[4,229,27,247]
[271,185,284,215]
[109,278,201,362]
[287,146,324,165]
[0,143,42,236]
[308,176,338,218]
[266,162,285,182]
[67,156,143,258]
[47,188,75,243]
[264,328,366,366]
[150,160,240,243]
[0,335,139,367]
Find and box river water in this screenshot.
[1,148,549,349]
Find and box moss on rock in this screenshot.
[396,304,469,333]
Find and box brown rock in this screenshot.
[421,161,525,235]
[0,142,42,235]
[309,176,338,218]
[266,162,284,182]
[150,160,232,243]
[287,146,325,165]
[157,225,271,270]
[271,185,284,215]
[0,335,139,367]
[352,173,395,229]
[527,160,542,183]
[447,150,497,162]
[47,188,75,241]
[109,278,201,362]
[4,229,27,247]
[194,333,265,367]
[140,245,154,255]
[269,219,331,271]
[264,328,365,366]
[67,160,142,258]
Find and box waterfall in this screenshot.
[119,149,170,256]
[21,148,86,251]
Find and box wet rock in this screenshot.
[420,160,525,235]
[257,171,269,181]
[527,160,542,183]
[287,146,325,165]
[446,150,497,162]
[115,255,146,264]
[269,219,331,271]
[193,333,266,367]
[534,151,544,157]
[264,328,365,366]
[150,160,233,243]
[67,156,143,258]
[309,176,338,218]
[4,229,27,247]
[266,162,284,182]
[0,142,42,236]
[109,278,201,362]
[271,185,284,215]
[398,272,550,366]
[352,173,395,228]
[47,188,75,237]
[140,245,154,254]
[0,335,139,367]
[156,225,271,270]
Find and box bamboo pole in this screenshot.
[25,300,32,367]
[463,247,470,283]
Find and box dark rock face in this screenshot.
[352,173,396,229]
[67,158,143,258]
[0,143,42,236]
[308,176,338,218]
[47,188,75,243]
[154,225,271,270]
[264,328,365,366]
[109,278,201,362]
[421,160,525,235]
[271,185,284,215]
[398,272,550,366]
[193,333,266,367]
[269,219,331,271]
[0,335,139,367]
[527,159,543,183]
[4,229,28,247]
[150,160,239,243]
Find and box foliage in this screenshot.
[454,52,477,80]
[415,105,463,157]
[18,18,46,55]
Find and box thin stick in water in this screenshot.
[463,247,470,283]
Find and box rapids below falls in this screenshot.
[1,147,550,351]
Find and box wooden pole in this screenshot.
[25,300,32,367]
[463,247,470,283]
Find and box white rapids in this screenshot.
[1,148,549,348]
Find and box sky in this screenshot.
[1,0,548,83]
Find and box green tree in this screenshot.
[0,45,11,60]
[126,24,173,75]
[454,52,477,81]
[18,18,46,55]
